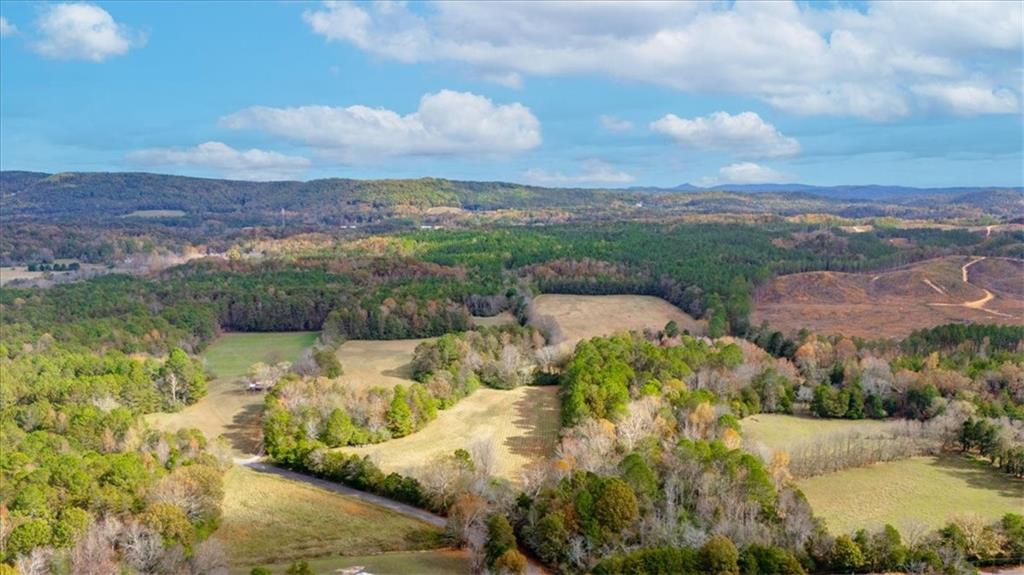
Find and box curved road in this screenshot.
[928,256,1013,319]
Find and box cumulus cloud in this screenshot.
[302,1,1022,120]
[127,141,311,181]
[523,159,634,187]
[220,89,541,162]
[651,111,799,158]
[599,115,634,133]
[698,162,791,187]
[0,17,17,37]
[912,83,1020,116]
[33,3,143,61]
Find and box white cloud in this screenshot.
[651,111,799,158]
[33,3,143,61]
[599,115,634,133]
[127,141,311,181]
[912,83,1020,116]
[302,1,1023,120]
[0,17,17,37]
[220,89,541,162]
[698,162,791,187]
[523,159,634,187]
[482,71,523,89]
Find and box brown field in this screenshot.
[528,294,703,348]
[472,311,517,328]
[216,466,445,568]
[753,256,1024,338]
[0,262,108,286]
[335,338,432,392]
[345,385,560,482]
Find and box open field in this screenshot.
[753,256,1024,338]
[0,261,108,286]
[122,209,187,218]
[335,338,432,392]
[528,294,703,348]
[742,414,900,453]
[346,385,560,482]
[472,311,517,328]
[148,332,317,454]
[229,550,471,575]
[216,466,445,569]
[798,455,1023,534]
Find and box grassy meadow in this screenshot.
[346,385,561,482]
[334,338,432,392]
[529,294,702,349]
[797,455,1023,534]
[741,413,901,452]
[217,467,447,569]
[148,331,317,454]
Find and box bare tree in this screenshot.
[15,547,52,575]
[121,521,164,573]
[471,437,498,479]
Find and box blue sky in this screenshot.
[1,1,1021,187]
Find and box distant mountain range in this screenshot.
[1,171,1021,228]
[663,182,1024,201]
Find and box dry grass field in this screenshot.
[753,256,1024,338]
[346,385,560,482]
[216,467,446,569]
[798,455,1023,534]
[472,311,517,328]
[0,262,108,286]
[148,332,317,454]
[334,338,432,393]
[229,550,470,575]
[529,294,703,349]
[741,414,901,453]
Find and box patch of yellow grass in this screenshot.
[529,294,702,348]
[346,386,560,482]
[335,338,433,392]
[216,467,443,567]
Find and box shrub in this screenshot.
[701,536,740,575]
[493,548,527,575]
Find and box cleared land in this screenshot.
[798,455,1023,534]
[472,311,517,328]
[335,338,432,392]
[122,209,186,218]
[529,294,702,349]
[753,256,1024,338]
[229,550,470,575]
[346,385,560,482]
[216,466,446,569]
[742,414,900,453]
[148,332,317,454]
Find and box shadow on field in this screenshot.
[934,454,1024,499]
[224,402,264,455]
[506,386,560,461]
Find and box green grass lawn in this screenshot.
[230,550,471,575]
[798,455,1023,534]
[148,332,319,454]
[202,331,319,382]
[216,467,447,568]
[741,413,899,452]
